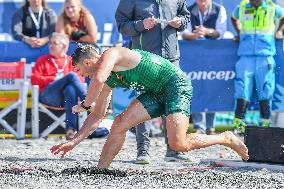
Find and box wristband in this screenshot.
[80,100,91,111]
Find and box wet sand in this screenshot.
[0,137,283,189]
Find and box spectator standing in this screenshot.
[31,32,87,140]
[182,0,227,135]
[11,0,57,48]
[231,0,284,130]
[115,0,190,164]
[56,0,98,44]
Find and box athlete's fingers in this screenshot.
[60,151,67,159]
[53,147,63,156]
[50,145,60,153]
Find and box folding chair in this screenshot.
[31,85,87,138]
[31,43,114,138]
[0,58,29,139]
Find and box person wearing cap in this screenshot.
[231,0,284,130]
[31,32,87,140]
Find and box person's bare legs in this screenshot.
[98,100,151,168]
[166,113,249,160]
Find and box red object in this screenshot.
[0,61,25,79]
[31,54,84,92]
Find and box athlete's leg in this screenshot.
[166,113,249,160]
[98,99,151,168]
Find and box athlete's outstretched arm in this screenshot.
[50,85,112,158]
[83,48,119,107]
[72,85,112,145]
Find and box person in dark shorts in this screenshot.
[51,45,249,168]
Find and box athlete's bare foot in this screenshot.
[222,131,249,161]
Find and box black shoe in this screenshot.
[194,128,204,134]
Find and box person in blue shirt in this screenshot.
[231,0,284,130]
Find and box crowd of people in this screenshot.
[3,0,284,167]
[10,0,98,139]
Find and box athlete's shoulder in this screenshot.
[102,46,120,58]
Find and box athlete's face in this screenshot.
[75,55,100,77]
[64,0,81,19]
[74,61,93,77]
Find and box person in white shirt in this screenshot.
[182,0,227,40]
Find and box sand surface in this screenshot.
[0,136,283,189]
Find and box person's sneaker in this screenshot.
[135,150,150,164]
[259,119,270,127]
[194,128,203,134]
[232,118,246,133]
[206,128,216,135]
[164,151,191,162]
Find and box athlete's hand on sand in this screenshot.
[50,141,76,159]
[72,104,86,113]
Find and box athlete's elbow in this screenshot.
[94,75,107,84]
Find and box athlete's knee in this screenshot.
[110,115,128,134]
[168,138,188,152]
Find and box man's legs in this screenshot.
[232,99,249,132]
[39,81,65,107]
[63,73,87,139]
[40,73,87,139]
[136,124,151,152]
[232,56,254,130]
[134,89,151,164]
[97,104,249,168]
[135,122,151,164]
[63,73,87,131]
[255,56,275,126]
[259,100,271,126]
[205,112,215,135]
[98,99,152,168]
[163,115,190,162]
[163,58,187,161]
[192,113,216,134]
[66,72,87,100]
[166,113,249,160]
[191,113,204,133]
[39,72,86,106]
[63,85,79,139]
[135,109,185,163]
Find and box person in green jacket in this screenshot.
[50,45,249,168]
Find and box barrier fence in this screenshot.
[1,40,284,113]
